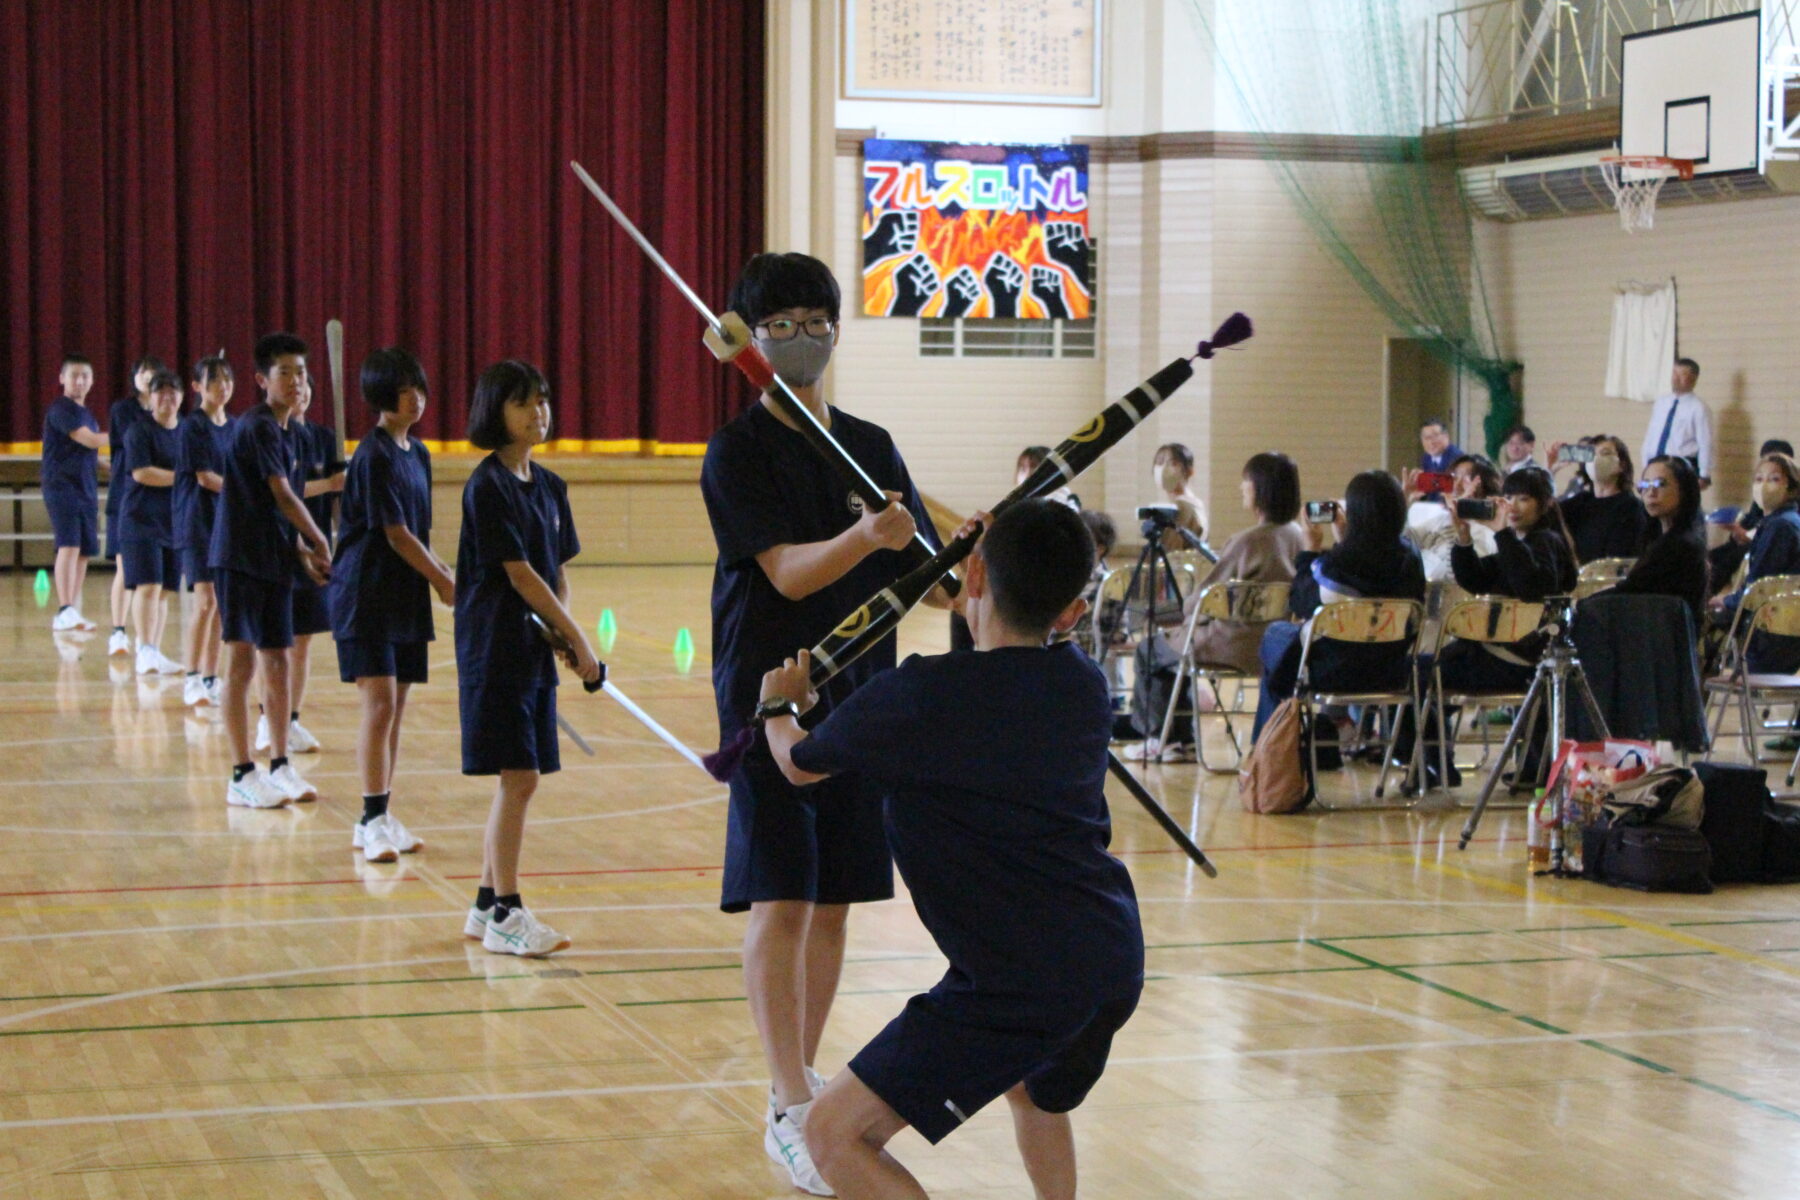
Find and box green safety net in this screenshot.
[1184,0,1521,456]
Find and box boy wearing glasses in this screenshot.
[700,252,941,1195]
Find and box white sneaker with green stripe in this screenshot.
[481,906,570,957]
[765,1097,832,1196]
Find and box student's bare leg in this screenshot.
[150,586,170,650]
[805,1070,924,1199]
[189,582,218,675]
[1005,1083,1076,1200]
[130,583,162,652]
[200,599,222,677]
[747,899,817,1110]
[289,634,312,719]
[257,648,290,758]
[109,569,128,629]
[387,683,411,793]
[356,676,397,796]
[803,903,850,1067]
[222,641,257,763]
[483,768,538,895]
[54,546,83,607]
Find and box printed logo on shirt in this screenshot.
[847,491,865,516]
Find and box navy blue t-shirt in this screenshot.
[454,455,578,692]
[330,427,435,644]
[208,403,298,583]
[41,397,99,505]
[118,419,180,547]
[701,403,937,742]
[290,419,339,540]
[173,410,233,552]
[791,643,1144,1002]
[106,395,149,517]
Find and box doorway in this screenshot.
[1384,338,1458,473]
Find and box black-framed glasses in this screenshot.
[754,316,834,341]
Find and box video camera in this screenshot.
[1137,503,1179,538]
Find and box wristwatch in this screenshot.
[756,697,801,723]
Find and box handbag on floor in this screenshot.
[1238,698,1313,814]
[1582,812,1714,893]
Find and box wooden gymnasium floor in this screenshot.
[3,565,1800,1199]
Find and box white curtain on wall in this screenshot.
[1604,279,1677,404]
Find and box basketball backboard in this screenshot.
[1620,11,1763,175]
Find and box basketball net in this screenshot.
[1598,155,1694,233]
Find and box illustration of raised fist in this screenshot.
[1030,266,1071,320]
[863,211,919,269]
[888,253,940,317]
[983,253,1025,318]
[940,266,982,318]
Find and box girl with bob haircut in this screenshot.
[454,360,602,957]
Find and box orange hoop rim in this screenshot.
[1599,154,1696,180]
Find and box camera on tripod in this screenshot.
[1137,503,1180,538]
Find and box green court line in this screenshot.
[617,986,920,1009]
[1669,917,1800,928]
[1303,940,1510,1013]
[0,1003,585,1040]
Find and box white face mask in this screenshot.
[1755,477,1790,514]
[1592,455,1621,484]
[1157,464,1186,493]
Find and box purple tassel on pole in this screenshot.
[1195,311,1252,359]
[702,726,757,782]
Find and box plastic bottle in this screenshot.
[1527,788,1550,869]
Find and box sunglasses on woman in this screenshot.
[1635,479,1668,493]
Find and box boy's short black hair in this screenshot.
[1760,438,1794,458]
[131,355,167,381]
[192,354,232,384]
[727,252,841,326]
[61,353,92,370]
[1080,508,1117,559]
[468,359,550,451]
[146,370,183,395]
[254,332,308,375]
[361,347,429,413]
[979,499,1096,636]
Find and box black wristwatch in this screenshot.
[755,697,801,723]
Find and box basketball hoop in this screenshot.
[1598,155,1694,233]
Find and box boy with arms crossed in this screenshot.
[119,371,187,676]
[175,355,235,706]
[105,357,163,655]
[42,354,104,631]
[330,348,452,863]
[701,252,942,1194]
[455,360,600,956]
[761,500,1145,1200]
[210,333,331,809]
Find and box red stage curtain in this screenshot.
[0,0,764,451]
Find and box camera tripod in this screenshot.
[1457,595,1608,864]
[1098,513,1217,649]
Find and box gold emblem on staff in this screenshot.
[832,606,873,639]
[1069,415,1106,443]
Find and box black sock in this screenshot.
[361,793,389,824]
[232,762,255,782]
[114,625,125,634]
[203,675,216,686]
[475,886,496,912]
[270,755,289,773]
[290,711,300,723]
[492,893,522,921]
[186,671,199,679]
[58,605,71,614]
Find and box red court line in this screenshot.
[0,876,425,899]
[1117,836,1502,856]
[443,865,723,881]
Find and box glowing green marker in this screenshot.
[673,627,695,674]
[597,609,617,655]
[34,569,51,607]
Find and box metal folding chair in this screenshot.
[1424,597,1546,797]
[1159,579,1291,772]
[1573,556,1636,599]
[1703,576,1800,766]
[1295,598,1425,808]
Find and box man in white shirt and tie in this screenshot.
[1641,357,1713,490]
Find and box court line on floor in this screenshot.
[0,862,721,899]
[0,1002,587,1040]
[1111,1024,1751,1067]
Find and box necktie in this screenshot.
[1654,396,1681,459]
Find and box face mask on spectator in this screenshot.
[1592,453,1621,485]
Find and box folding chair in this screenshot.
[1090,559,1203,717]
[1158,579,1291,772]
[1573,557,1636,599]
[1425,597,1546,797]
[1703,576,1800,765]
[1295,598,1425,808]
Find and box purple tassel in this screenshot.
[702,726,756,782]
[1195,311,1253,359]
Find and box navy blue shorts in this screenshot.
[119,541,179,590]
[103,500,121,559]
[290,582,331,636]
[339,638,429,684]
[181,547,215,590]
[849,985,1141,1145]
[460,681,560,775]
[47,494,98,556]
[216,569,295,651]
[719,749,893,914]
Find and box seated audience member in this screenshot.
[1605,454,1709,623]
[1419,418,1460,473]
[1550,433,1603,501]
[1405,454,1501,583]
[1500,425,1539,474]
[1252,470,1425,741]
[1152,442,1207,550]
[1710,450,1800,673]
[1016,444,1081,510]
[1709,437,1795,595]
[1553,435,1647,563]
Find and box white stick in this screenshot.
[603,680,709,774]
[555,712,596,757]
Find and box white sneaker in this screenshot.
[135,644,157,675]
[155,650,184,676]
[182,676,207,707]
[464,905,493,940]
[287,719,321,753]
[352,817,398,863]
[51,608,81,632]
[254,714,272,752]
[267,762,318,803]
[482,907,570,957]
[765,1099,833,1196]
[70,610,97,632]
[205,677,223,706]
[378,813,423,853]
[227,769,291,809]
[1121,738,1164,763]
[108,629,131,656]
